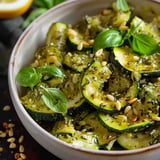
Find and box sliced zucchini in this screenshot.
[67,28,93,50]
[76,112,117,147]
[21,84,62,121]
[52,116,76,135]
[117,125,160,150]
[98,93,159,133]
[139,78,160,102]
[81,61,139,113]
[31,46,63,68]
[59,70,85,112]
[63,50,93,72]
[52,115,99,149]
[46,22,67,51]
[114,46,160,74]
[130,16,160,42]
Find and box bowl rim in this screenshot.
[8,0,160,156]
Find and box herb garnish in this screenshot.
[16,66,67,114]
[93,29,123,52]
[93,0,160,55]
[116,0,130,12]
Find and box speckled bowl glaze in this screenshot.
[8,0,160,159]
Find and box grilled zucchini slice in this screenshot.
[130,16,160,43]
[81,61,139,113]
[52,115,99,149]
[63,50,93,72]
[21,84,62,121]
[31,46,63,68]
[98,93,159,133]
[59,70,85,113]
[117,125,160,150]
[46,22,67,51]
[114,46,160,75]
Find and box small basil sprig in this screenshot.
[41,87,68,115]
[130,34,160,55]
[16,67,42,87]
[93,29,123,52]
[22,0,66,29]
[37,65,65,78]
[16,65,67,114]
[116,0,130,12]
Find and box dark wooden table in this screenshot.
[0,6,60,160]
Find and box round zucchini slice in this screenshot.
[32,46,63,68]
[59,70,85,113]
[76,112,117,148]
[130,16,160,43]
[139,78,160,102]
[52,115,99,150]
[114,46,160,75]
[21,84,62,122]
[81,61,139,113]
[46,22,67,51]
[98,93,159,133]
[63,50,93,72]
[67,28,93,50]
[117,125,160,150]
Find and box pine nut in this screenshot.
[77,41,83,51]
[124,105,132,114]
[128,98,138,104]
[115,101,121,111]
[8,128,14,137]
[0,132,6,138]
[106,94,115,101]
[152,116,160,121]
[19,145,24,153]
[20,153,26,159]
[7,137,15,143]
[18,135,24,144]
[0,147,3,152]
[9,142,16,149]
[3,105,11,111]
[95,49,103,57]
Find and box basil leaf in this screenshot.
[131,34,160,55]
[37,65,65,78]
[22,8,48,29]
[124,22,141,40]
[16,67,42,87]
[93,29,123,52]
[34,0,66,9]
[116,0,130,12]
[41,87,68,114]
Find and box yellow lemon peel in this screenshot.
[0,0,33,19]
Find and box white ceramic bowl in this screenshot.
[8,0,160,159]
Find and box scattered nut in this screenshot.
[3,105,11,111]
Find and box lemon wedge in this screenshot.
[0,0,33,19]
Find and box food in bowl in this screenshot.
[15,0,160,151]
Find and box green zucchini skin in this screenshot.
[59,70,85,113]
[32,46,63,67]
[52,114,99,150]
[114,46,160,76]
[81,60,139,113]
[52,112,117,150]
[21,84,62,122]
[46,22,67,51]
[98,93,160,133]
[117,125,160,150]
[63,50,93,72]
[67,28,93,51]
[25,108,62,122]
